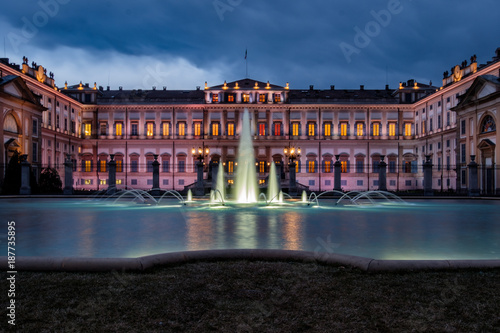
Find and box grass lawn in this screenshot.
[3,261,500,332]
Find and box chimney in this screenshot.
[360,85,364,90]
[106,86,110,91]
[309,85,314,90]
[385,84,389,90]
[119,86,123,91]
[163,86,167,90]
[330,85,335,90]
[152,86,156,90]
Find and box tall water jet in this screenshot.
[215,165,226,202]
[301,190,307,203]
[235,108,258,203]
[267,161,279,203]
[187,189,193,202]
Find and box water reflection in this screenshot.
[281,211,304,250]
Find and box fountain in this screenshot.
[215,163,226,202]
[234,108,259,203]
[267,161,279,203]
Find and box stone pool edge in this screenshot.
[2,250,500,272]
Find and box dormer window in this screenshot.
[242,94,250,103]
[212,94,219,103]
[274,94,281,103]
[259,94,266,103]
[227,94,235,103]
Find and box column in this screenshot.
[334,155,342,191]
[468,155,479,196]
[107,154,116,194]
[19,154,31,195]
[423,155,434,196]
[63,154,74,195]
[152,154,160,196]
[378,155,387,191]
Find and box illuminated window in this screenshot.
[324,122,331,136]
[372,122,380,136]
[116,179,122,185]
[84,123,91,136]
[227,122,234,136]
[84,160,92,172]
[274,122,281,136]
[116,160,123,173]
[115,122,123,136]
[194,122,201,136]
[212,94,219,103]
[259,179,266,185]
[259,161,265,173]
[259,123,266,136]
[178,122,185,136]
[324,160,331,173]
[389,123,396,136]
[405,123,412,136]
[356,123,364,136]
[340,123,348,136]
[274,94,281,103]
[100,179,106,185]
[228,161,234,174]
[84,179,92,185]
[341,161,347,173]
[308,122,315,136]
[308,160,315,173]
[259,94,266,103]
[162,122,170,136]
[227,94,235,102]
[242,94,250,103]
[227,179,234,185]
[100,160,107,172]
[146,122,154,137]
[292,122,299,136]
[212,122,219,136]
[295,162,299,173]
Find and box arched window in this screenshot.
[3,114,19,133]
[481,115,496,133]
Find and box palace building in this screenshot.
[1,48,499,194]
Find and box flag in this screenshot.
[245,49,247,60]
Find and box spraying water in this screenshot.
[267,161,279,203]
[235,108,258,203]
[215,164,226,201]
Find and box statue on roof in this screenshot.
[471,54,477,63]
[443,71,449,79]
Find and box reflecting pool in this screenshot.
[1,198,499,260]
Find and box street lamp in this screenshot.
[191,146,210,164]
[192,144,209,196]
[283,146,301,163]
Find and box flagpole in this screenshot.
[245,48,248,78]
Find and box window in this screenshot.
[259,161,265,173]
[84,123,92,136]
[438,115,441,129]
[212,94,219,103]
[389,160,396,173]
[84,160,92,172]
[341,161,348,173]
[356,123,364,136]
[447,112,451,126]
[64,118,68,131]
[32,118,38,136]
[131,160,138,173]
[100,160,106,172]
[308,122,315,136]
[259,94,266,103]
[372,122,380,136]
[325,180,331,186]
[227,94,235,102]
[388,123,396,136]
[274,94,281,103]
[32,142,38,162]
[357,180,363,186]
[146,122,154,137]
[228,161,234,174]
[273,122,282,136]
[85,179,93,185]
[163,179,169,185]
[162,122,170,136]
[131,179,137,185]
[116,160,123,173]
[437,157,442,171]
[481,115,496,133]
[308,160,315,173]
[292,122,300,136]
[212,122,219,136]
[242,94,250,103]
[429,118,433,132]
[258,123,266,136]
[131,123,138,136]
[324,122,331,136]
[461,144,466,163]
[446,139,450,148]
[162,159,170,173]
[404,123,412,136]
[178,122,186,136]
[115,122,123,136]
[309,180,315,186]
[340,123,348,136]
[227,122,235,136]
[446,156,450,170]
[372,158,380,173]
[356,159,364,173]
[405,180,412,186]
[100,122,107,136]
[324,160,331,173]
[178,160,185,173]
[147,179,153,185]
[194,121,201,136]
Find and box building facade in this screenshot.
[1,48,499,194]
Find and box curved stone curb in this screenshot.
[2,250,500,272]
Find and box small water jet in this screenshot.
[267,162,279,204]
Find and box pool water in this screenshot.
[1,198,499,260]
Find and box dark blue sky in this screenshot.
[1,0,499,90]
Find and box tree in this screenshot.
[38,167,62,194]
